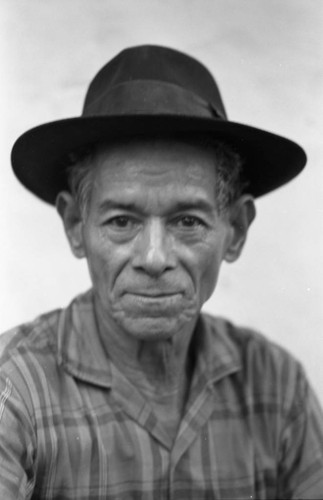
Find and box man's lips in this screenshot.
[121,291,184,311]
[123,291,182,299]
[118,291,188,317]
[126,291,180,297]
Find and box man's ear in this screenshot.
[224,195,256,263]
[56,191,86,259]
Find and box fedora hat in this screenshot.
[11,45,306,204]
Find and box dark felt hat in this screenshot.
[11,45,306,204]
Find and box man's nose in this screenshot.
[132,218,176,276]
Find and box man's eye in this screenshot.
[176,216,204,228]
[107,216,135,228]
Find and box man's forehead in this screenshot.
[87,137,219,209]
[91,137,217,184]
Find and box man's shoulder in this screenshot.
[0,290,92,370]
[0,290,95,419]
[200,313,310,417]
[201,312,304,390]
[0,308,61,366]
[203,312,298,357]
[0,307,63,414]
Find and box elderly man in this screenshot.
[1,46,323,499]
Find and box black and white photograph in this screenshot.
[0,1,322,498]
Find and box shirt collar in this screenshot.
[190,313,242,389]
[57,290,242,389]
[57,289,113,388]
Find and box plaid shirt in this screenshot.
[1,290,323,499]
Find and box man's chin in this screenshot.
[117,315,195,342]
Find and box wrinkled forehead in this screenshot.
[90,137,218,196]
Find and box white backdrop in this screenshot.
[1,0,322,403]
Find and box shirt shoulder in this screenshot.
[201,313,306,415]
[202,312,302,370]
[0,308,61,365]
[0,291,91,403]
[0,289,93,369]
[0,308,63,407]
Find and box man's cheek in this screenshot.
[87,255,110,289]
[198,258,220,303]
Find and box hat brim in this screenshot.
[11,115,306,205]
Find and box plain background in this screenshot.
[1,0,322,404]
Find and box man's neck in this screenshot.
[94,297,197,426]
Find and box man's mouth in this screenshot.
[124,292,183,304]
[121,291,184,314]
[127,291,181,298]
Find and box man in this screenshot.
[1,45,323,499]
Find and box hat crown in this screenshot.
[11,44,306,204]
[83,45,227,119]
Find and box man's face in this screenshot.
[78,139,235,341]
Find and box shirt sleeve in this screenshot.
[278,366,323,499]
[0,375,36,500]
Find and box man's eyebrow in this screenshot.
[97,198,215,215]
[170,200,215,214]
[97,200,140,215]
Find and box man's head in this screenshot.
[10,44,306,340]
[56,136,256,341]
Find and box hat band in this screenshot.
[83,80,225,120]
